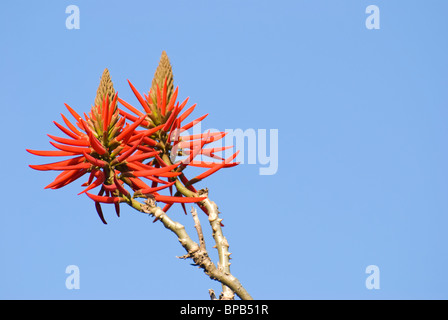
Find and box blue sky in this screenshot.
[1,0,448,299]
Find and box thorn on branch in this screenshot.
[209,289,218,300]
[177,253,191,260]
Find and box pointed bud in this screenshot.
[95,68,115,108]
[150,51,174,107]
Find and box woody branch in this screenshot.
[127,196,252,300]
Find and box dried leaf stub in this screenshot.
[95,68,115,107]
[150,51,174,105]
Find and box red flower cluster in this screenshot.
[27,77,238,224]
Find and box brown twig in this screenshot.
[134,197,253,300]
[198,189,234,300]
[191,207,206,251]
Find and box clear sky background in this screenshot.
[1,0,448,300]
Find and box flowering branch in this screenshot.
[27,51,252,300]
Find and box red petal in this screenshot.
[181,131,210,166]
[102,183,117,192]
[134,124,164,138]
[188,161,239,168]
[49,141,91,154]
[132,162,179,176]
[140,181,176,194]
[61,113,82,136]
[86,192,123,204]
[50,169,87,189]
[27,149,78,157]
[126,165,171,185]
[154,194,206,203]
[128,177,151,190]
[114,202,120,217]
[78,171,105,195]
[177,103,196,123]
[64,103,82,122]
[115,115,147,142]
[161,77,167,116]
[80,119,108,155]
[116,137,144,163]
[82,152,107,167]
[201,146,233,154]
[180,114,208,131]
[179,174,198,193]
[162,203,174,213]
[108,93,118,126]
[162,105,181,132]
[95,201,107,224]
[47,134,90,147]
[44,169,87,189]
[167,118,181,144]
[83,169,97,186]
[118,96,146,118]
[114,176,130,196]
[127,80,151,114]
[181,202,187,215]
[125,150,159,163]
[28,156,84,171]
[53,121,80,140]
[118,108,140,123]
[166,87,179,112]
[193,151,240,181]
[156,84,163,115]
[181,132,227,143]
[50,162,91,170]
[102,95,109,132]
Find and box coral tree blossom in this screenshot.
[27,70,238,224]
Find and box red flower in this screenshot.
[27,94,186,223]
[118,78,239,215]
[28,70,238,223]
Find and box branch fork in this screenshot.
[139,195,252,300]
